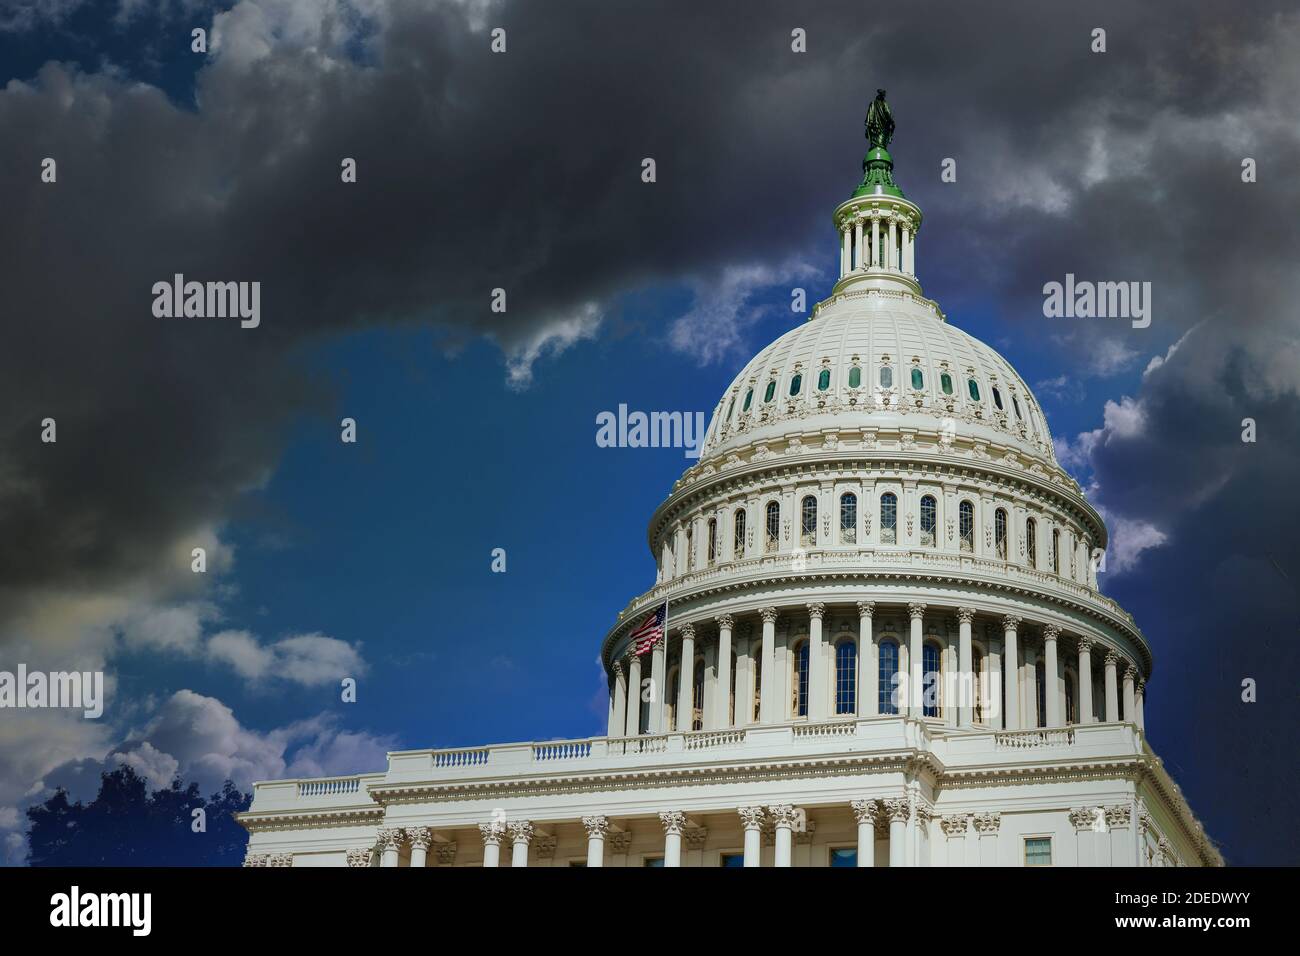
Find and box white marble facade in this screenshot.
[239,118,1219,869]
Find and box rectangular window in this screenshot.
[829,847,857,867]
[1024,837,1052,866]
[720,852,745,868]
[643,856,664,867]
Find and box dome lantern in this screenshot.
[831,90,925,300]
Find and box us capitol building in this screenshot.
[240,94,1219,868]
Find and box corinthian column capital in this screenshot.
[478,821,505,846]
[806,602,826,620]
[907,602,927,621]
[956,606,976,625]
[659,810,686,836]
[405,826,432,851]
[679,622,696,642]
[714,613,734,630]
[583,815,610,839]
[850,799,880,825]
[1002,614,1022,632]
[759,606,779,624]
[856,601,875,618]
[737,806,766,830]
[1043,623,1062,642]
[507,820,534,846]
[375,827,403,852]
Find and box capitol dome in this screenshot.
[242,94,1218,870]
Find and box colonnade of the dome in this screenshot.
[605,600,1146,742]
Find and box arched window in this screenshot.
[763,380,776,403]
[1051,528,1060,573]
[968,378,981,402]
[726,397,735,420]
[666,666,680,731]
[840,492,857,544]
[995,508,1008,559]
[793,641,809,718]
[817,368,831,391]
[940,372,954,395]
[707,518,718,564]
[972,648,985,723]
[920,495,937,546]
[879,366,893,388]
[752,654,762,722]
[728,650,737,726]
[692,657,705,731]
[992,386,1004,410]
[742,388,753,412]
[922,643,941,718]
[765,501,780,553]
[1035,659,1046,728]
[848,365,862,388]
[910,367,924,390]
[685,524,694,568]
[835,641,857,715]
[800,495,817,547]
[733,508,746,557]
[880,492,898,544]
[1026,517,1038,567]
[789,373,802,396]
[959,500,974,552]
[1012,395,1022,419]
[878,640,900,715]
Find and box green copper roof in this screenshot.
[853,90,906,199]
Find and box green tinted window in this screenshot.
[940,373,953,395]
[742,388,753,412]
[968,379,981,401]
[789,373,802,396]
[992,387,1004,410]
[879,366,893,388]
[848,366,861,388]
[764,381,776,402]
[818,369,831,391]
[911,367,924,389]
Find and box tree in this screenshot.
[26,765,252,866]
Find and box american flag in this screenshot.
[630,602,667,656]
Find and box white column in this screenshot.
[479,823,504,868]
[884,799,908,867]
[1104,650,1119,721]
[1123,664,1137,723]
[608,662,627,738]
[1135,679,1146,732]
[871,217,880,268]
[406,827,431,869]
[987,636,1002,729]
[851,799,878,867]
[624,654,642,735]
[769,805,796,867]
[957,607,974,726]
[508,821,533,868]
[1077,637,1094,724]
[649,637,666,733]
[1003,616,1021,730]
[908,603,926,718]
[676,624,696,732]
[807,603,827,720]
[582,816,608,867]
[887,217,897,270]
[759,607,777,723]
[739,807,765,867]
[840,226,851,276]
[901,226,911,275]
[377,827,402,868]
[854,219,864,270]
[857,602,876,717]
[714,615,734,728]
[973,812,1000,865]
[660,811,685,867]
[1043,625,1061,727]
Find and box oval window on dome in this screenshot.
[848,366,861,388]
[879,366,893,388]
[940,372,954,395]
[911,367,924,390]
[992,386,1004,410]
[742,388,753,412]
[764,380,776,403]
[789,373,802,396]
[818,368,831,391]
[1012,395,1022,418]
[968,378,981,402]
